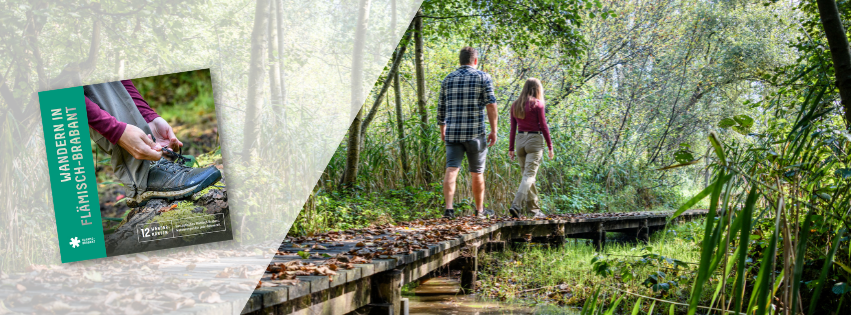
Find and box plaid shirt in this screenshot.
[437,65,497,142]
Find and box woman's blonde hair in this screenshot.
[511,78,545,119]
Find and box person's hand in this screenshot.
[148,117,183,151]
[118,124,162,161]
[487,132,497,147]
[509,151,515,161]
[548,149,554,159]
[441,128,446,142]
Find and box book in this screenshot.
[38,69,233,263]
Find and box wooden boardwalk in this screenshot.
[244,210,707,315]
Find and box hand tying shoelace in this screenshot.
[161,146,191,166]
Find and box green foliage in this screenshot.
[290,185,444,236]
[478,220,708,308]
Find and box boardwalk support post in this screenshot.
[593,222,606,251]
[485,241,505,252]
[637,219,650,243]
[460,247,478,294]
[549,224,565,248]
[370,268,403,315]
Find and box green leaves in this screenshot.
[674,150,695,164]
[832,283,851,295]
[733,114,754,128]
[717,115,754,134]
[718,118,737,128]
[708,132,726,166]
[808,229,846,315]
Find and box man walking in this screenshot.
[437,47,498,219]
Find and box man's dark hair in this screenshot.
[459,47,478,65]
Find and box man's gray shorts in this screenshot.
[445,134,488,173]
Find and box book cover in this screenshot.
[38,69,232,263]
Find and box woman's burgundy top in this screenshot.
[509,98,552,151]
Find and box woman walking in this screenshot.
[508,78,553,219]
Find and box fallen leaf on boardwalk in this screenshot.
[167,298,195,310]
[199,291,222,303]
[186,263,196,271]
[215,268,232,278]
[15,284,25,292]
[33,301,72,312]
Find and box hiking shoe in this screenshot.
[508,207,521,219]
[531,210,547,219]
[443,209,456,219]
[125,158,222,207]
[477,209,495,219]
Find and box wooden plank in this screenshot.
[299,276,330,293]
[285,279,311,300]
[255,286,288,307]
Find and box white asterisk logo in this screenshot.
[69,237,81,248]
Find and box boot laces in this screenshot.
[162,147,190,166]
[156,147,192,174]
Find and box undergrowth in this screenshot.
[477,220,708,311]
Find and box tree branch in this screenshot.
[360,29,413,138]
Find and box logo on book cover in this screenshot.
[69,237,81,248]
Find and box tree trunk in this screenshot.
[340,0,372,187]
[393,0,410,185]
[276,0,289,128]
[360,31,412,138]
[241,0,270,162]
[413,9,432,180]
[104,186,230,256]
[414,9,427,129]
[817,0,851,128]
[268,2,284,125]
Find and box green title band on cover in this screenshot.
[39,86,106,263]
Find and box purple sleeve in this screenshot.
[121,80,160,123]
[509,111,517,151]
[537,102,552,150]
[86,96,126,144]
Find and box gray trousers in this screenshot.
[84,81,151,198]
[511,133,545,212]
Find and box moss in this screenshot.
[194,149,222,168]
[147,201,215,241]
[192,185,218,200]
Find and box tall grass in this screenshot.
[477,220,708,309]
[644,74,851,314]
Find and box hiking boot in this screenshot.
[125,157,222,207]
[508,207,521,219]
[477,209,495,219]
[531,210,547,219]
[443,209,456,219]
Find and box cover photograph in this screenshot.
[38,69,232,263]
